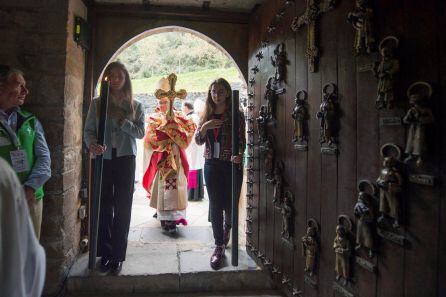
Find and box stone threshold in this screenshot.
[67,240,274,295]
[67,290,284,297]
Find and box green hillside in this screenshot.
[131,67,243,94]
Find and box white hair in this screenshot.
[0,66,24,86]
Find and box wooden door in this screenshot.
[246,1,446,296]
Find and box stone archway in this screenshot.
[84,25,249,263]
[97,26,247,88]
[87,12,249,97]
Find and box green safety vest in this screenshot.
[0,110,44,199]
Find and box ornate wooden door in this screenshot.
[246,1,446,297]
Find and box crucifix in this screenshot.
[290,0,337,72]
[155,73,187,118]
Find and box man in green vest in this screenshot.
[0,65,51,239]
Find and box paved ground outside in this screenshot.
[129,139,246,249]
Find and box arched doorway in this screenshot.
[92,26,248,261]
[95,26,247,91]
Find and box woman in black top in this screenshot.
[195,78,245,269]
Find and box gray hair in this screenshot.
[0,65,24,86]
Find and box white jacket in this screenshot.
[0,158,46,297]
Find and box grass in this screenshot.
[131,67,243,94]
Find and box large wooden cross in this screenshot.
[290,0,337,73]
[155,73,187,118]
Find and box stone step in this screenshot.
[67,290,284,297]
[67,244,276,296]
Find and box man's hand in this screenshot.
[24,186,35,207]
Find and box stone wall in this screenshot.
[134,91,207,114]
[135,81,247,115]
[88,10,249,98]
[0,1,249,294]
[0,0,86,295]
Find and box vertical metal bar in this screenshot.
[231,90,240,266]
[88,80,109,270]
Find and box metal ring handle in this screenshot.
[407,81,433,98]
[357,179,377,196]
[337,215,352,232]
[379,35,399,51]
[323,83,337,96]
[307,218,319,233]
[380,143,402,160]
[295,90,308,101]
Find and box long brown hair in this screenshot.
[200,78,232,124]
[103,61,134,109]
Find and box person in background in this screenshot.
[195,78,245,269]
[0,158,46,297]
[181,100,194,117]
[0,64,51,239]
[183,100,205,201]
[84,61,145,275]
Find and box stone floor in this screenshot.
[130,139,247,246]
[131,139,211,230]
[65,141,264,297]
[67,189,268,296]
[67,242,279,296]
[68,292,284,297]
[129,181,246,245]
[129,181,211,230]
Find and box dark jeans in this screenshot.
[204,159,243,246]
[96,152,135,261]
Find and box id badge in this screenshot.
[213,142,220,159]
[10,149,29,173]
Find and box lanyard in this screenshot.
[0,119,20,148]
[212,112,224,141]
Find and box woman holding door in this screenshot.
[195,78,245,269]
[84,61,145,275]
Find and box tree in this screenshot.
[117,32,234,79]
